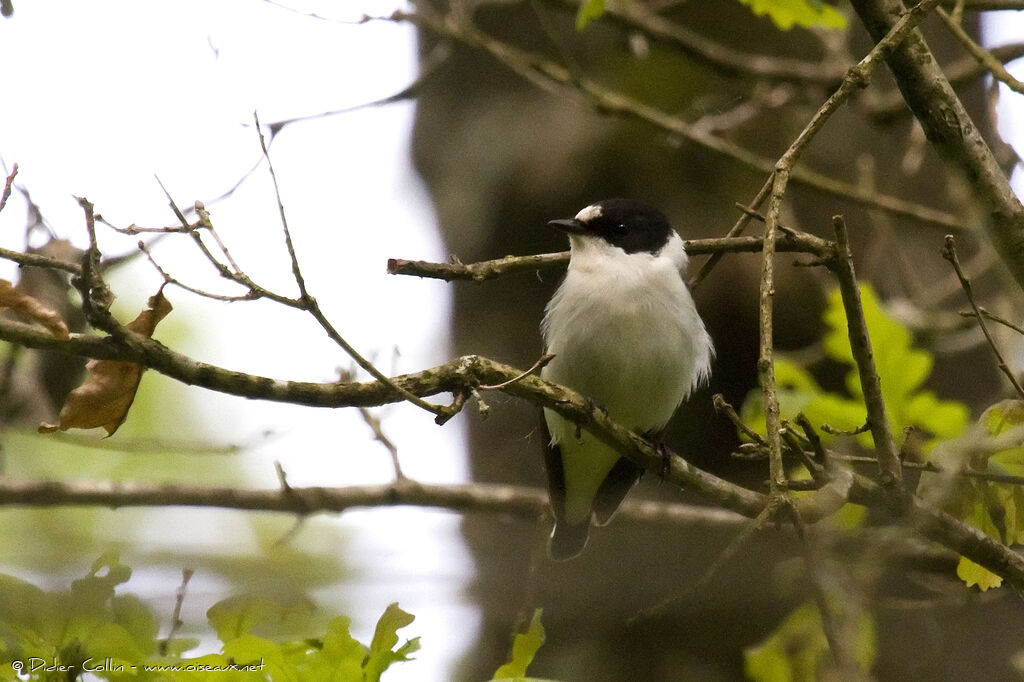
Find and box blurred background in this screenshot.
[1,1,1023,680]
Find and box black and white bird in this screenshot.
[541,198,714,560]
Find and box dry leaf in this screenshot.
[0,278,70,339]
[39,290,173,436]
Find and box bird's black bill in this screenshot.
[548,218,586,234]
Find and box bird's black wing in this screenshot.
[541,413,590,560]
[591,457,644,526]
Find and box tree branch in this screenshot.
[0,476,756,529]
[850,0,1024,289]
[388,7,965,231]
[829,217,904,492]
[550,0,847,85]
[4,312,1023,584]
[386,231,836,283]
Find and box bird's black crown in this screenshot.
[557,198,675,255]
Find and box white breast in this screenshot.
[541,231,713,434]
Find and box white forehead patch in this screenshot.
[575,204,603,223]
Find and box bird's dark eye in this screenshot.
[612,223,627,236]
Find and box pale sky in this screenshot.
[0,2,474,680]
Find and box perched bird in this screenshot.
[541,198,714,560]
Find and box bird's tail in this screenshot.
[548,518,590,561]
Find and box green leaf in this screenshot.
[70,550,132,610]
[316,616,367,678]
[744,601,875,681]
[575,0,605,30]
[736,0,847,30]
[207,594,283,641]
[493,609,546,680]
[957,555,1003,590]
[919,402,1024,589]
[364,603,418,682]
[739,286,969,451]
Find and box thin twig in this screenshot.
[760,169,787,495]
[549,0,847,85]
[936,7,1024,95]
[159,568,195,656]
[339,367,407,482]
[850,0,1024,289]
[385,7,963,231]
[251,111,449,419]
[387,232,836,283]
[0,163,18,215]
[690,180,771,290]
[74,197,116,331]
[137,241,257,303]
[829,216,903,493]
[713,394,767,446]
[478,353,555,390]
[629,502,779,624]
[821,422,872,437]
[942,234,1024,399]
[0,245,81,274]
[959,307,1024,336]
[357,405,406,481]
[787,505,857,674]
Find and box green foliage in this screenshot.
[919,400,1024,590]
[744,601,875,681]
[0,555,418,681]
[741,286,970,450]
[736,0,847,29]
[575,0,605,29]
[574,0,846,31]
[0,551,163,680]
[492,609,547,681]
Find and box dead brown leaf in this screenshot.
[39,290,173,436]
[0,278,70,339]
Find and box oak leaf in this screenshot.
[39,290,172,436]
[0,278,70,339]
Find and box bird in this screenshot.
[540,198,714,560]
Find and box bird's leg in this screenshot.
[576,396,605,442]
[642,428,671,479]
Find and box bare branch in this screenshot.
[850,0,1024,289]
[0,163,17,215]
[959,306,1024,336]
[829,216,904,492]
[387,232,837,283]
[386,7,965,231]
[3,311,1024,584]
[936,7,1024,95]
[942,234,1024,399]
[551,0,847,85]
[253,113,448,419]
[0,245,81,275]
[0,476,748,529]
[159,568,194,656]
